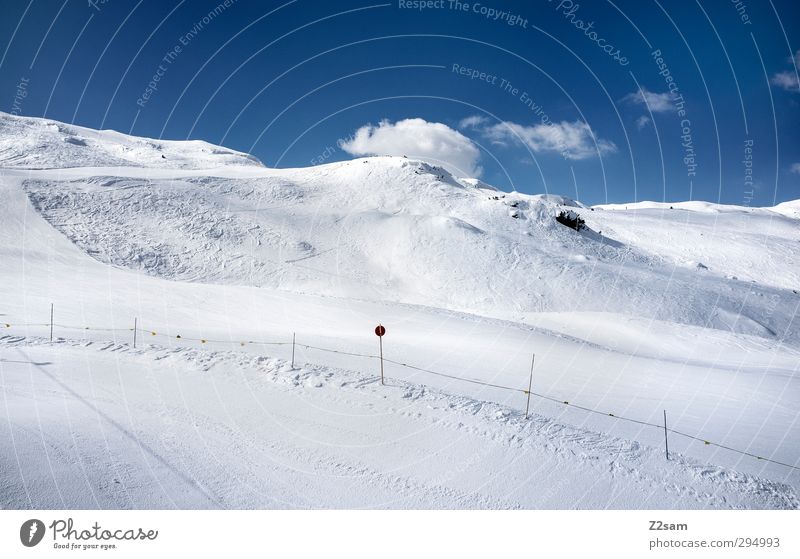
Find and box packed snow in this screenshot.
[1,111,798,509]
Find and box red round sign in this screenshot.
[374,325,386,337]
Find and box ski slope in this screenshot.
[0,111,798,509]
[2,336,795,509]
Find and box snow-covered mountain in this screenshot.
[0,112,262,169]
[1,111,798,509]
[5,111,798,345]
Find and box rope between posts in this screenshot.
[2,317,798,471]
[382,356,522,392]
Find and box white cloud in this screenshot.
[458,115,489,129]
[623,88,674,112]
[790,163,800,175]
[771,71,799,92]
[636,115,651,130]
[484,120,617,160]
[340,118,482,177]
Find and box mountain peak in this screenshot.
[0,111,263,170]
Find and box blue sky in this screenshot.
[1,0,799,205]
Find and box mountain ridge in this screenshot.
[2,111,799,345]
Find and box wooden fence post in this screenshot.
[525,354,535,419]
[379,331,384,385]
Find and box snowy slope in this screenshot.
[589,202,800,291]
[12,158,800,345]
[772,199,800,219]
[1,112,798,509]
[0,112,262,169]
[1,336,795,509]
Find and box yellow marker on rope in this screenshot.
[151,331,156,336]
[704,441,710,445]
[4,323,9,328]
[201,339,207,344]
[176,335,181,339]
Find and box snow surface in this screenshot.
[1,112,798,509]
[0,112,262,170]
[2,336,795,509]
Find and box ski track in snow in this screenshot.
[1,335,796,510]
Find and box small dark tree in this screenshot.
[555,210,585,231]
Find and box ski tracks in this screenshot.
[1,335,797,509]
